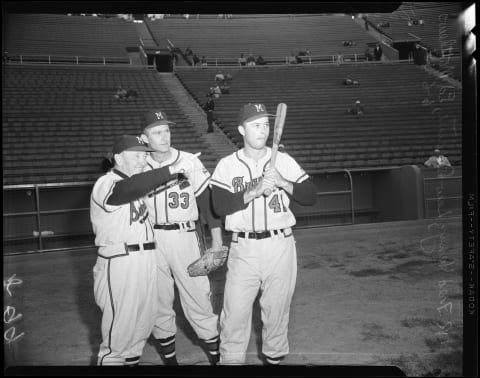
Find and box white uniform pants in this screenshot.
[151,229,219,340]
[219,232,297,364]
[93,250,158,365]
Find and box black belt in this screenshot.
[237,229,285,240]
[125,242,156,252]
[154,222,195,230]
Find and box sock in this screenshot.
[157,335,178,365]
[125,356,140,367]
[203,335,220,365]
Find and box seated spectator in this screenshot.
[238,53,247,66]
[424,149,451,168]
[220,84,230,94]
[209,85,221,98]
[256,55,266,65]
[287,52,297,64]
[192,54,200,67]
[342,78,360,85]
[125,89,139,101]
[247,54,256,66]
[185,47,193,56]
[201,55,208,67]
[347,100,365,116]
[114,86,128,101]
[342,40,357,47]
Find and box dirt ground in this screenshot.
[3,218,463,376]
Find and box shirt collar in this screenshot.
[238,147,271,165]
[146,147,179,167]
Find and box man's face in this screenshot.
[143,124,171,153]
[116,150,148,176]
[239,116,270,150]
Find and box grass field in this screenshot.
[3,218,463,376]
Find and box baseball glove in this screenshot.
[187,246,229,277]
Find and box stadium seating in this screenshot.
[4,14,139,60]
[146,14,377,63]
[2,65,218,185]
[176,63,462,171]
[367,3,461,55]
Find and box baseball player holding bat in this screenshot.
[210,103,317,365]
[90,135,192,366]
[140,109,223,365]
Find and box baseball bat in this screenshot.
[264,103,287,196]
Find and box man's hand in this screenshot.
[243,177,275,203]
[263,167,293,195]
[169,152,200,178]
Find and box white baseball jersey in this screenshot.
[210,147,309,232]
[143,148,210,223]
[91,170,155,251]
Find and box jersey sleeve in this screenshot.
[210,158,233,192]
[277,152,309,183]
[190,154,211,197]
[91,175,121,213]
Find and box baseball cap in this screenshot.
[112,135,155,154]
[434,148,441,153]
[143,109,176,131]
[238,103,275,125]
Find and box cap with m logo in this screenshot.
[238,103,275,125]
[143,109,176,131]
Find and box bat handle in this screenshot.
[263,156,277,197]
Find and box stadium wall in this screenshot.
[3,166,462,254]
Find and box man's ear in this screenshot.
[140,133,149,144]
[113,153,122,167]
[238,125,245,136]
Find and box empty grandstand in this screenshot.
[3,9,464,254]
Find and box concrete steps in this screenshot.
[156,72,237,161]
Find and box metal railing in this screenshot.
[175,55,413,69]
[422,167,462,219]
[4,54,132,66]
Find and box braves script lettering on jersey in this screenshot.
[90,170,157,366]
[211,147,310,364]
[211,148,308,232]
[143,148,219,363]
